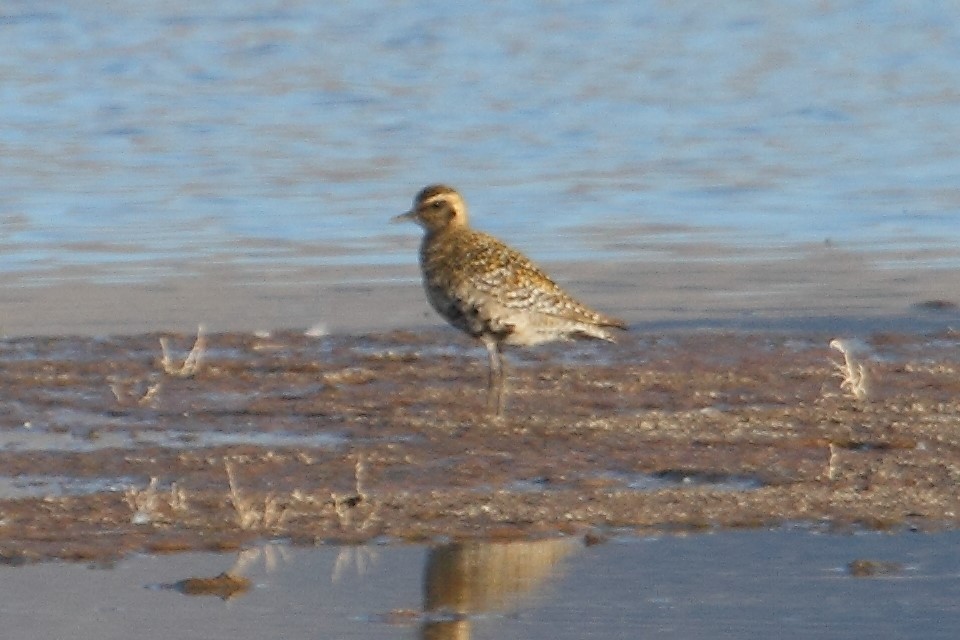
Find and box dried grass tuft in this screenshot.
[123,477,189,524]
[829,338,872,400]
[161,324,207,378]
[225,458,289,531]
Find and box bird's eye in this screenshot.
[431,201,444,209]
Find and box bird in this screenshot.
[393,184,627,413]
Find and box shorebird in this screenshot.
[393,184,627,413]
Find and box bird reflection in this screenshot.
[421,538,580,640]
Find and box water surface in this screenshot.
[2,1,960,282]
[2,530,959,639]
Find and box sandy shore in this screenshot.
[0,244,957,338]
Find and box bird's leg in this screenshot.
[483,337,506,416]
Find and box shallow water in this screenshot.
[2,530,959,639]
[2,1,960,283]
[0,425,345,455]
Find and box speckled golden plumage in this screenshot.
[393,184,627,412]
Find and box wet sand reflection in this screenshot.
[422,538,581,639]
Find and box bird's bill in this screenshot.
[391,210,416,223]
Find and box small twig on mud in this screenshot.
[161,324,207,378]
[354,455,367,502]
[225,458,288,531]
[827,443,840,481]
[108,375,164,408]
[124,477,160,524]
[108,325,204,407]
[168,481,189,512]
[331,453,375,531]
[124,477,187,524]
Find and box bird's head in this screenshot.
[392,184,468,233]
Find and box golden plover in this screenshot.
[393,184,627,412]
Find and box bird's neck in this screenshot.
[424,222,466,242]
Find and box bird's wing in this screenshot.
[457,232,624,328]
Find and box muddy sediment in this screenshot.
[1,328,960,564]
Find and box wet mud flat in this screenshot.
[1,327,960,564]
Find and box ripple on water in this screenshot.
[2,2,960,284]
